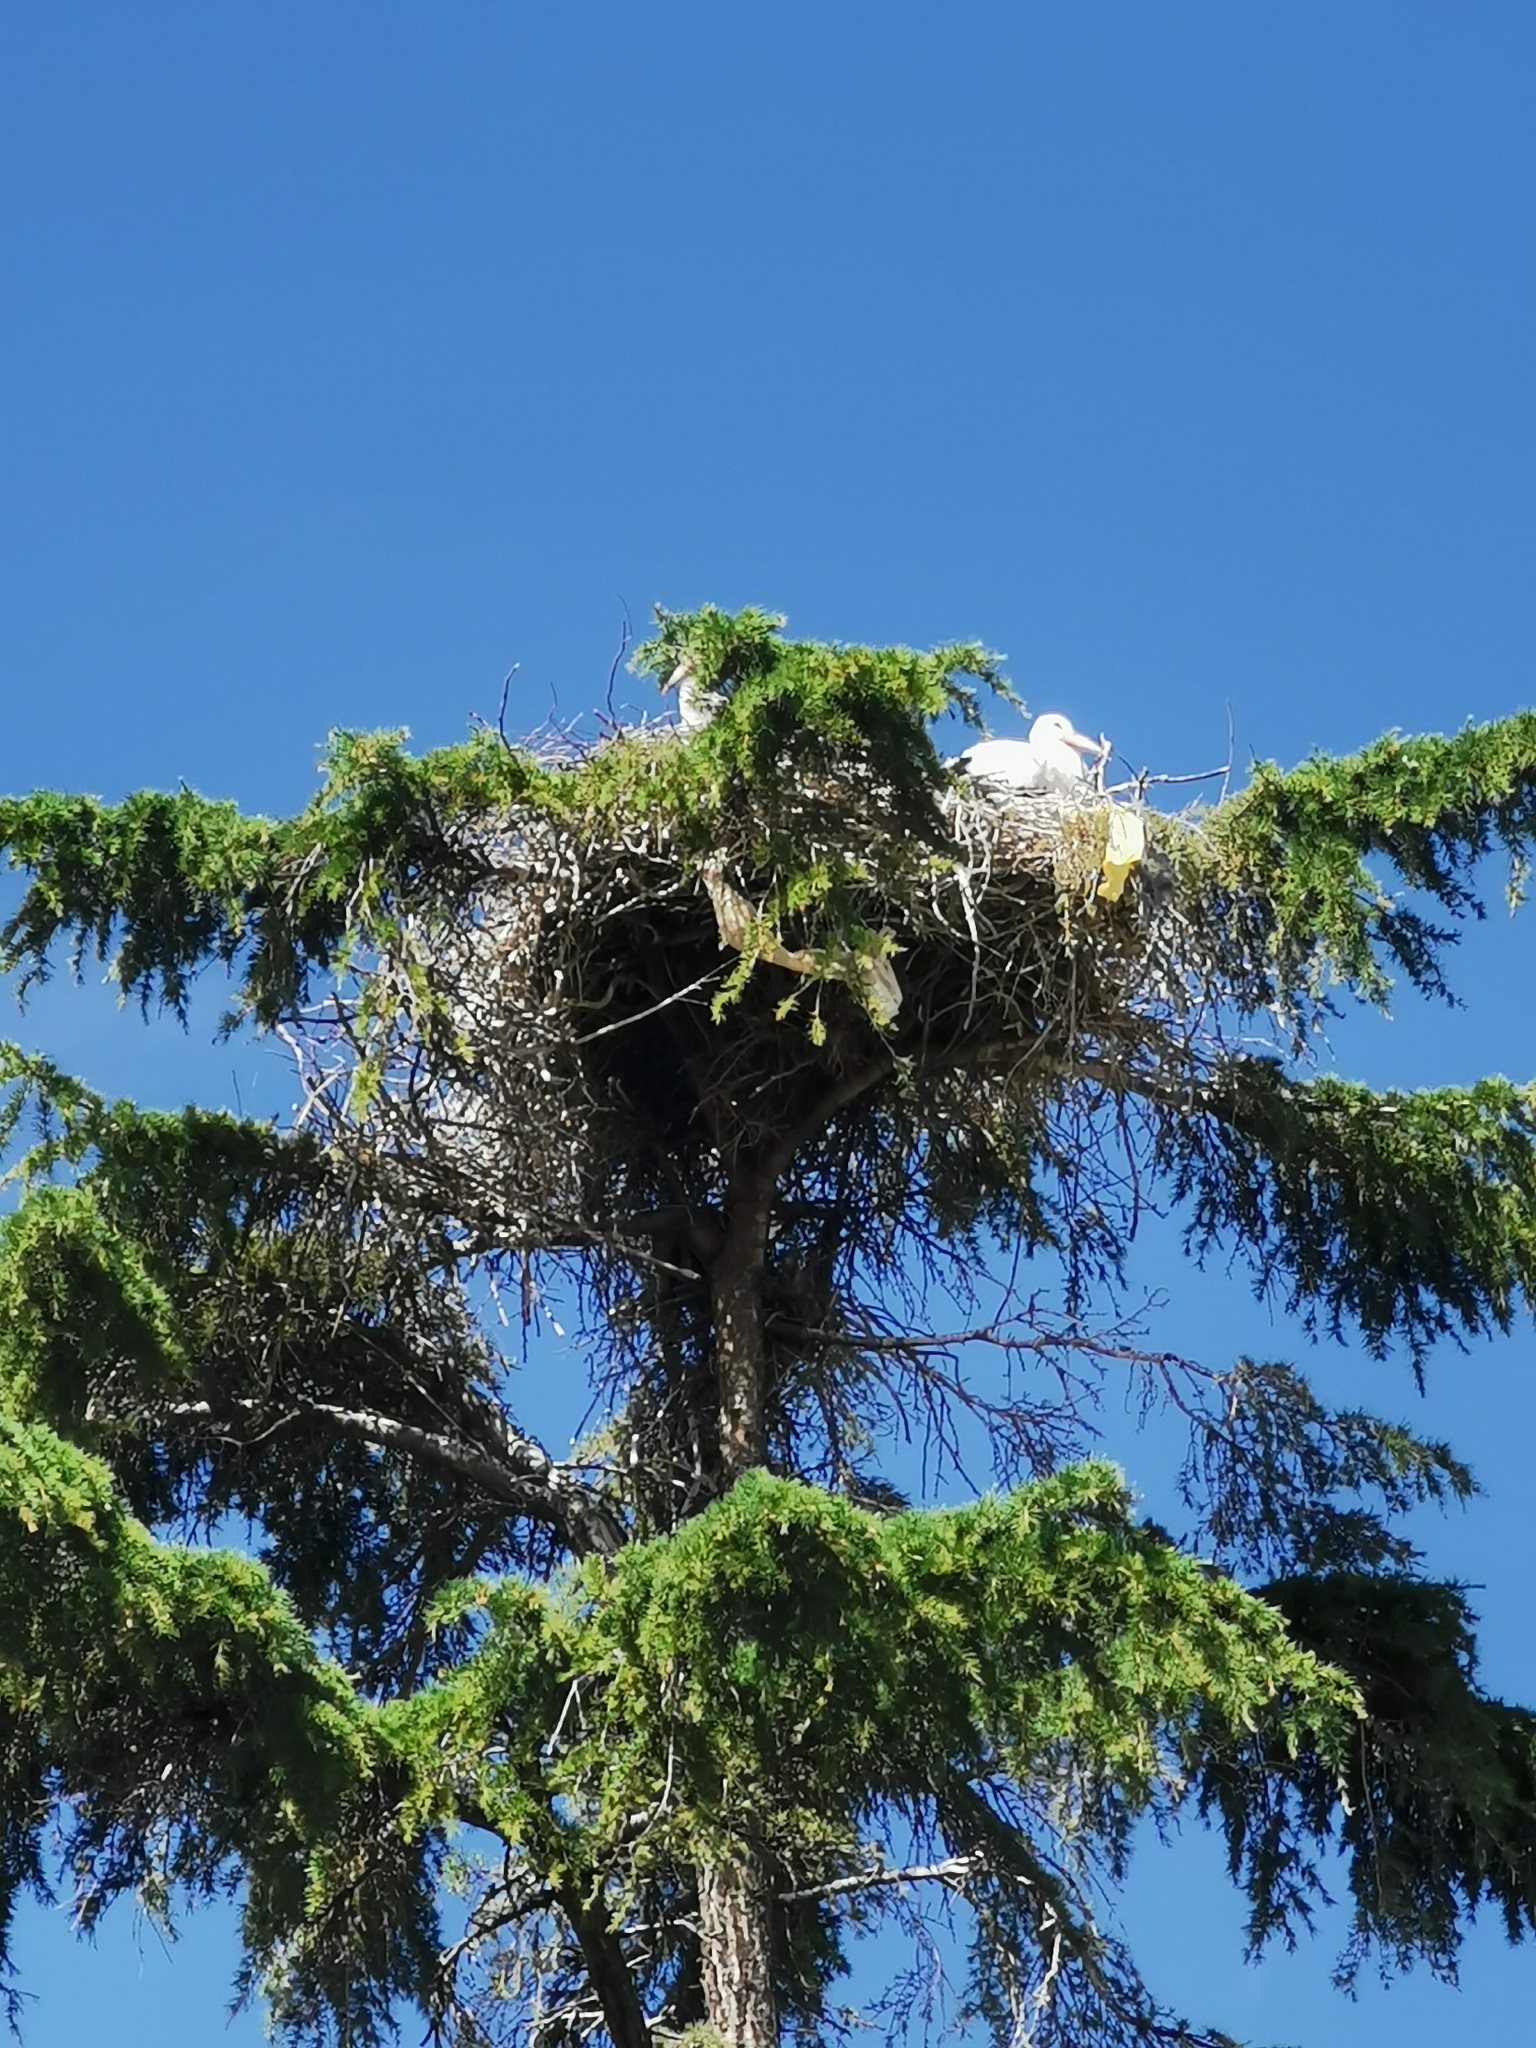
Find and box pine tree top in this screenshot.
[1,608,1535,2044]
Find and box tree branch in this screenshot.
[165,1396,624,1558]
[756,1051,898,1196]
[706,1053,902,1484]
[778,1857,977,1904]
[553,1882,655,2048]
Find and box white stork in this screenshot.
[664,655,725,734]
[952,713,1106,795]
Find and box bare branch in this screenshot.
[779,1857,977,1905]
[165,1396,624,1558]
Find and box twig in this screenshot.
[497,665,521,750]
[779,1858,977,1905]
[1129,763,1232,790]
[571,966,724,1045]
[602,604,633,728]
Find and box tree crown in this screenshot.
[1,608,1535,2045]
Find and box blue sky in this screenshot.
[2,4,1536,2041]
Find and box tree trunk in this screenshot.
[712,1236,768,1481]
[556,1884,654,2048]
[697,1851,777,2048]
[696,1216,778,2044]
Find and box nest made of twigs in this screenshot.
[292,735,1249,1265]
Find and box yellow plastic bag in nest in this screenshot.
[1097,809,1146,903]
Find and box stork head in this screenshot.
[1028,712,1100,758]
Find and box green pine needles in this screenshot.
[0,607,1534,2046]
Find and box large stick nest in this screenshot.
[300,732,1264,1267]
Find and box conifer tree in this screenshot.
[1,606,1536,2046]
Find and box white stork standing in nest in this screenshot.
[664,655,725,734]
[952,713,1108,796]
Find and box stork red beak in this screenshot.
[1063,728,1100,757]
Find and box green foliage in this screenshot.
[583,1465,1356,1849]
[0,729,549,1026]
[0,1419,1360,2041]
[0,1052,523,1692]
[1206,1572,1536,1975]
[1172,1066,1536,1357]
[373,1465,1358,2034]
[633,603,1003,831]
[1188,1359,1474,1576]
[0,1417,435,2045]
[0,786,282,1018]
[0,1180,190,1424]
[1213,713,1536,1002]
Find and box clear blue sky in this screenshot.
[2,4,1535,2041]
